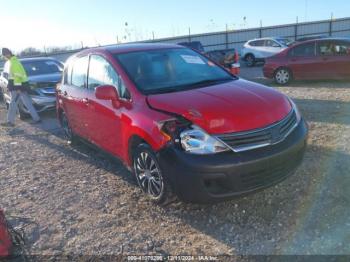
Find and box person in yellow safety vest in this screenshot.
[1,48,41,127]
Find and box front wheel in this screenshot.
[18,103,30,120]
[61,112,77,144]
[133,143,175,205]
[274,68,292,85]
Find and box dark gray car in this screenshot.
[0,57,63,119]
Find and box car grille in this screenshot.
[216,109,298,152]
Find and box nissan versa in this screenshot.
[57,43,308,204]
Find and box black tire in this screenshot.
[245,54,256,67]
[274,67,292,85]
[0,90,3,102]
[16,101,31,120]
[19,108,30,120]
[133,143,175,205]
[61,112,77,144]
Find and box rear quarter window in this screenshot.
[249,40,265,47]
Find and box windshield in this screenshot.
[277,38,294,46]
[22,60,63,76]
[115,48,234,95]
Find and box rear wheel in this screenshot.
[133,143,175,205]
[274,68,292,85]
[245,54,256,67]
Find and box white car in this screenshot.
[241,37,293,67]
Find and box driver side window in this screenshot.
[88,55,130,99]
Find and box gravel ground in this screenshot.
[0,67,350,257]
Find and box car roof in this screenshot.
[19,57,61,62]
[91,43,184,55]
[292,37,350,45]
[248,37,290,41]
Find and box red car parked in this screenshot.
[263,37,350,85]
[57,43,308,204]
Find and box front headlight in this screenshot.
[180,125,230,154]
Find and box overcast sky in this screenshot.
[1,0,349,51]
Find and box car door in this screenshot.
[317,40,350,79]
[287,42,319,80]
[59,56,90,138]
[316,40,341,79]
[335,40,350,78]
[251,40,268,59]
[84,54,131,156]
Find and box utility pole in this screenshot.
[188,27,191,42]
[329,13,334,36]
[259,20,263,38]
[295,16,299,40]
[225,24,229,50]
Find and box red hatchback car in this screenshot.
[57,43,308,204]
[263,37,350,85]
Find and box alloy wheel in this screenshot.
[134,151,164,198]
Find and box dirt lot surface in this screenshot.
[1,66,350,257]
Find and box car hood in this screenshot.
[147,79,292,134]
[28,73,61,87]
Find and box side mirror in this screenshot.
[95,85,119,101]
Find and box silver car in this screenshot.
[241,37,294,67]
[0,57,63,119]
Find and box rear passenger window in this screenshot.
[318,41,350,56]
[71,56,88,88]
[290,43,315,57]
[249,40,264,47]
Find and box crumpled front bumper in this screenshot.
[157,119,308,203]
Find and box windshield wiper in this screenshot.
[146,78,234,95]
[185,78,233,87]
